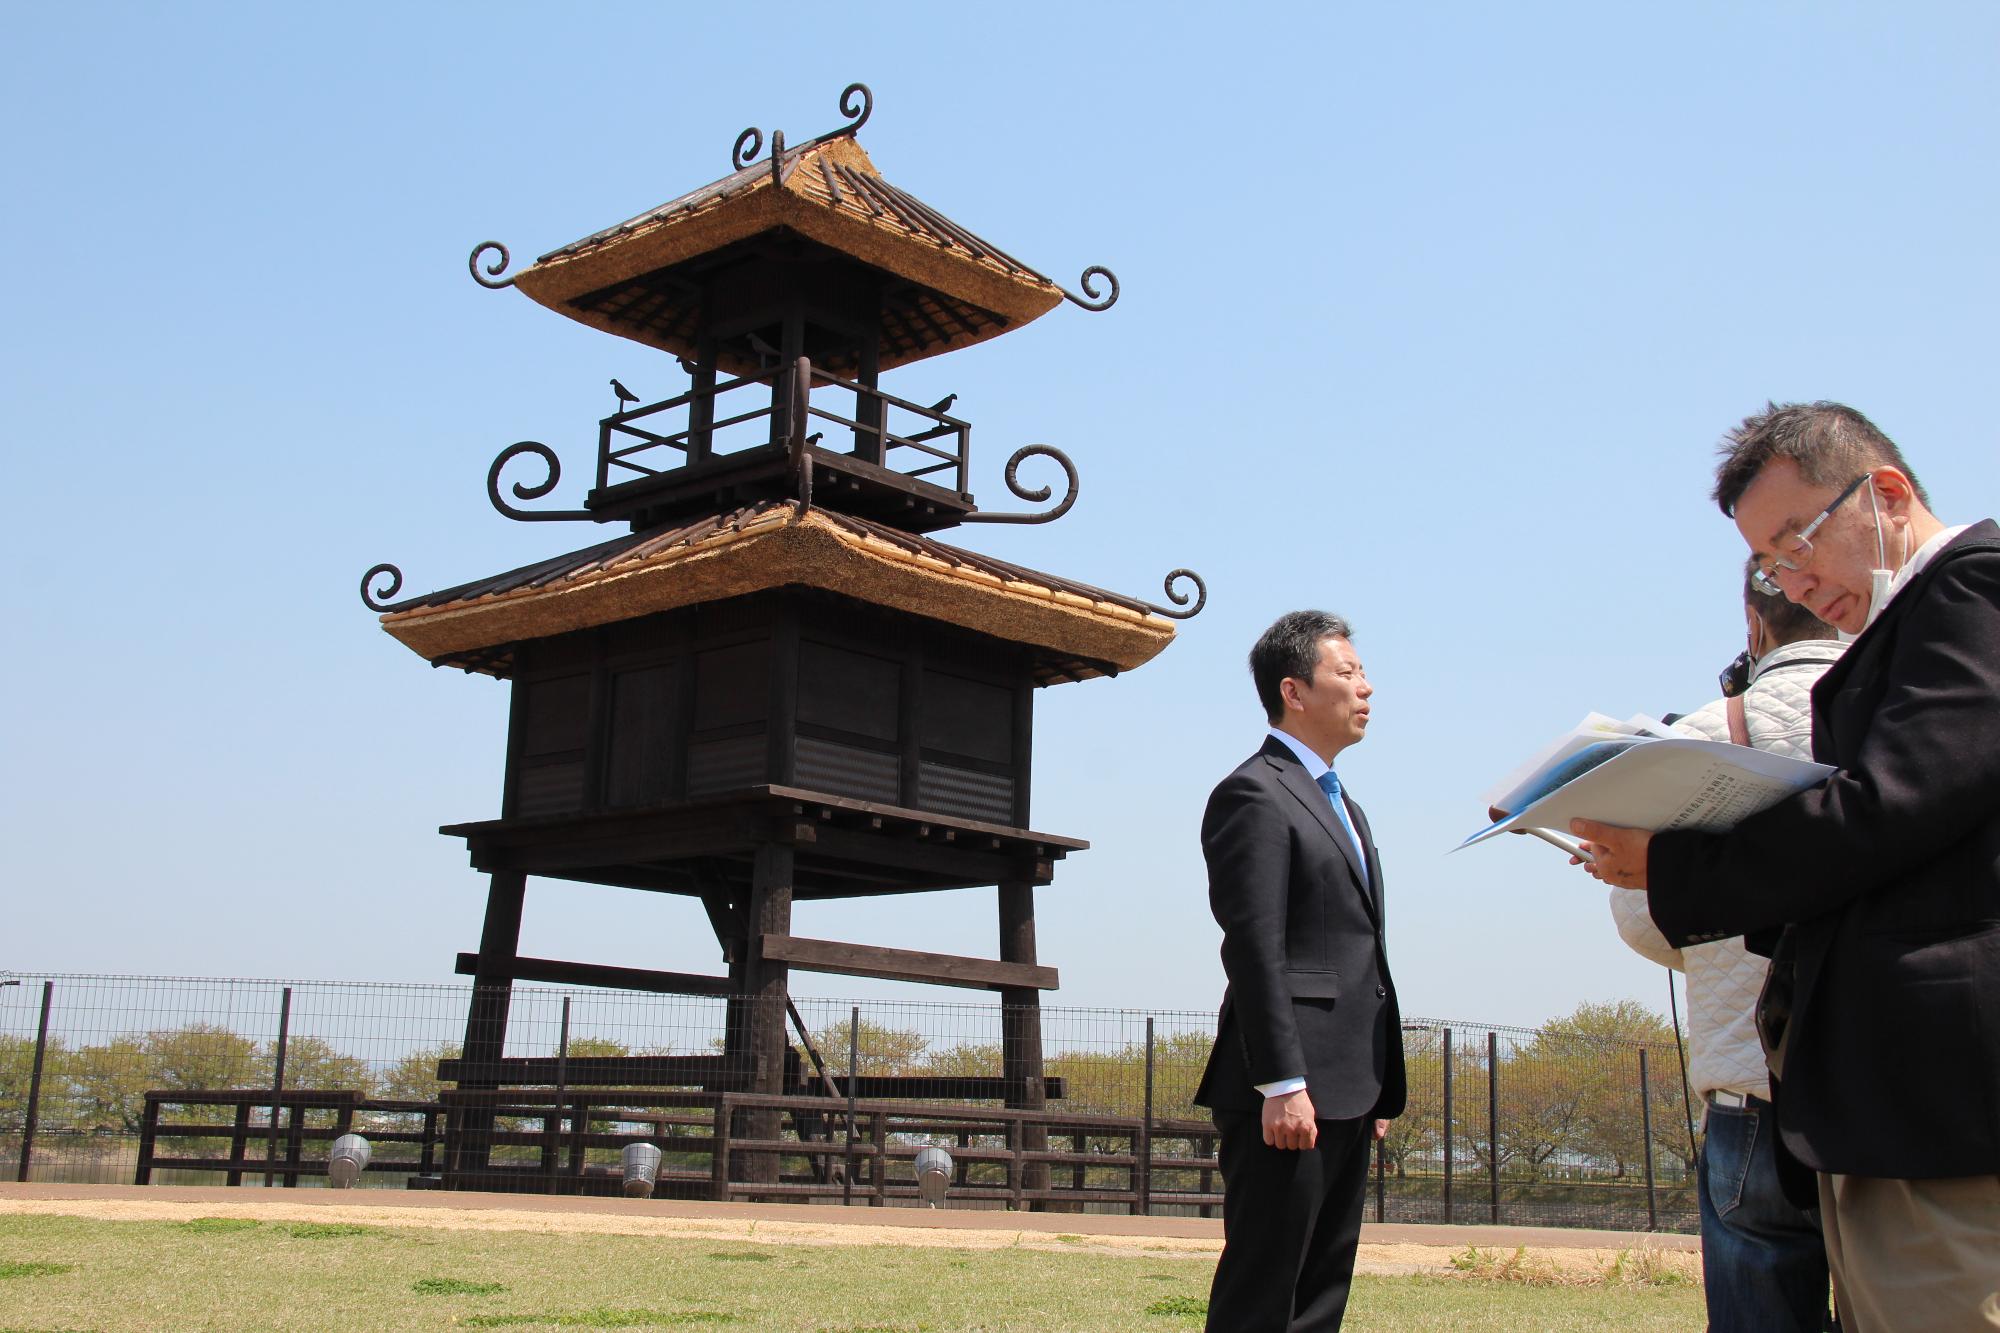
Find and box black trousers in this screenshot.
[1206,1112,1372,1333]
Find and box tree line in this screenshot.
[5,1001,1694,1181]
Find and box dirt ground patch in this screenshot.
[0,1192,1697,1282]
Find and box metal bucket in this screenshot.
[327,1133,372,1189]
[622,1142,663,1198]
[914,1145,953,1207]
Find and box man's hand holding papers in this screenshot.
[1461,712,1836,879]
[1569,819,1652,887]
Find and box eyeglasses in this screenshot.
[1750,474,1871,597]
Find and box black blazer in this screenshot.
[1194,735,1406,1120]
[1650,521,2000,1179]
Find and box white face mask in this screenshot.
[1847,481,1912,639]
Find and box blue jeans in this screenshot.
[1698,1095,1835,1332]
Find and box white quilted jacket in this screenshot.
[1609,638,1845,1102]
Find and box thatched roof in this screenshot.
[509,138,1066,375]
[378,501,1175,685]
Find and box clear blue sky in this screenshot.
[4,4,1995,1029]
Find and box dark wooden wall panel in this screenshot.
[920,670,1013,764]
[512,672,592,816]
[516,762,588,817]
[694,641,771,730]
[917,761,1015,825]
[687,734,767,795]
[605,663,677,807]
[696,596,773,639]
[798,641,900,741]
[795,736,900,804]
[496,590,1044,824]
[520,674,591,757]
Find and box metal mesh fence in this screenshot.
[0,972,1695,1231]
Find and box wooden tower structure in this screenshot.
[360,83,1203,1193]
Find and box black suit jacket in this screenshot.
[1650,521,2000,1179]
[1194,736,1407,1120]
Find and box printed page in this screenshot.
[1479,712,1659,815]
[1458,738,1834,851]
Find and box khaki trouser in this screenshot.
[1817,1171,2000,1331]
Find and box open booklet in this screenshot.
[1458,712,1836,855]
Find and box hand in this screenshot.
[1373,1119,1391,1141]
[1570,819,1653,889]
[1261,1088,1318,1150]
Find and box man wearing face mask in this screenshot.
[1573,402,2000,1330]
[1609,564,1842,1332]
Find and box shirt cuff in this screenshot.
[1255,1077,1307,1097]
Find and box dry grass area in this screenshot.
[1447,1241,1701,1288]
[0,1194,1689,1281]
[0,1195,1706,1331]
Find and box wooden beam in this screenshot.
[758,934,1058,992]
[428,1056,1065,1102]
[453,952,733,997]
[802,824,1035,884]
[436,1055,735,1087]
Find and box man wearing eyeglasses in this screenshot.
[1611,563,1843,1333]
[1572,402,2000,1330]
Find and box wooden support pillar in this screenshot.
[999,879,1054,1210]
[769,309,806,448]
[718,876,753,1193]
[697,868,751,1124]
[453,870,526,1179]
[853,323,883,463]
[727,844,794,1187]
[688,336,717,463]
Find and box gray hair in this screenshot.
[1713,401,1930,516]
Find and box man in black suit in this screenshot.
[1195,610,1404,1333]
[1574,403,2000,1330]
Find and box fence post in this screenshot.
[870,1109,887,1206]
[1639,1047,1658,1231]
[710,1098,732,1202]
[263,986,291,1188]
[1007,1115,1024,1211]
[419,1109,439,1176]
[548,996,571,1194]
[1138,1017,1155,1217]
[1487,1030,1501,1224]
[16,981,53,1184]
[1198,1131,1216,1219]
[1374,1132,1385,1224]
[135,1093,159,1185]
[1441,1027,1454,1224]
[226,1103,251,1186]
[843,1006,858,1207]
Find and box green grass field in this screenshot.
[0,1214,1703,1331]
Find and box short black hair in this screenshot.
[1741,556,1836,645]
[1250,610,1353,724]
[1712,401,1930,517]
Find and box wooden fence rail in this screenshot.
[130,1086,1224,1213]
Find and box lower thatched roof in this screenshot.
[378,503,1175,684]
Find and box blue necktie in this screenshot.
[1316,770,1364,869]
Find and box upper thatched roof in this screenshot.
[508,137,1067,375]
